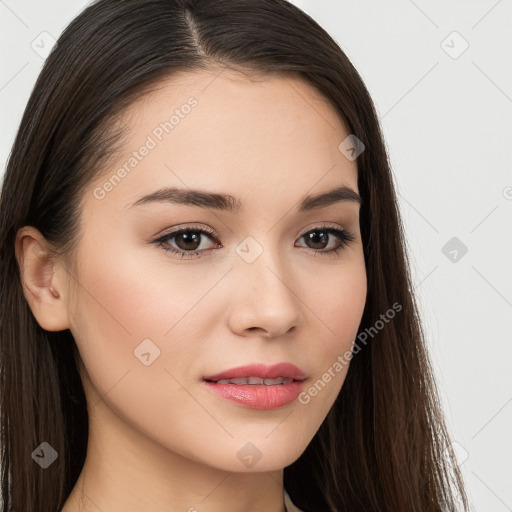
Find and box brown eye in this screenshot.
[152,224,356,259]
[154,228,220,259]
[297,226,356,255]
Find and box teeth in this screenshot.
[215,377,293,385]
[263,378,291,385]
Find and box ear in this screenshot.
[15,226,71,332]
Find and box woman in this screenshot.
[0,1,469,511]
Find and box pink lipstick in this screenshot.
[202,363,307,410]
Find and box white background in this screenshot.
[1,1,511,510]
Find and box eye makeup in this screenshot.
[151,222,357,259]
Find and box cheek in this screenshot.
[66,242,162,381]
[68,251,218,463]
[70,237,215,343]
[67,239,228,410]
[294,258,367,409]
[311,256,367,350]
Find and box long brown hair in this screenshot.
[0,1,469,510]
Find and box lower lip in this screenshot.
[202,380,306,409]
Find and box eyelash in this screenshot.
[152,223,356,259]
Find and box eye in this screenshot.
[152,223,356,259]
[295,224,357,257]
[153,226,220,259]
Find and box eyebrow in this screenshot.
[128,185,362,213]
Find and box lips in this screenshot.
[203,362,307,383]
[202,363,308,409]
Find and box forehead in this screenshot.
[121,67,351,147]
[85,68,358,218]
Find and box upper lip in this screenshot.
[203,363,307,382]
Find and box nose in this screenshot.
[227,250,305,339]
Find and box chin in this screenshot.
[198,438,308,473]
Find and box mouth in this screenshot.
[202,363,308,410]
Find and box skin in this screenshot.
[16,68,367,512]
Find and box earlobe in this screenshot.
[15,226,70,332]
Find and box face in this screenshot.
[52,69,367,472]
